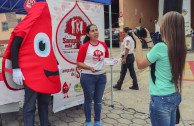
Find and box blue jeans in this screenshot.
[149,92,181,126]
[80,73,107,122]
[23,84,51,126]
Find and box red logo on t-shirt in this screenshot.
[93,50,103,61]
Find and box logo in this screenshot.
[24,0,36,12]
[64,16,87,49]
[119,11,123,18]
[93,50,104,61]
[62,82,71,98]
[56,2,92,64]
[182,9,188,16]
[126,40,129,46]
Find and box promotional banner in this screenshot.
[182,0,192,50]
[158,0,192,49]
[47,0,104,113]
[182,0,191,35]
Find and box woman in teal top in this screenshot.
[132,11,187,126]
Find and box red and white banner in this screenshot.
[0,81,24,105]
[182,0,191,35]
[47,0,105,113]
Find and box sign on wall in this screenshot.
[158,0,191,35]
[119,17,124,26]
[47,0,104,113]
[182,0,192,50]
[182,0,191,35]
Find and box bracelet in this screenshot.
[148,47,152,49]
[147,41,152,43]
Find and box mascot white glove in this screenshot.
[58,65,62,75]
[13,68,25,85]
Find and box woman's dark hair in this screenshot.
[123,27,132,36]
[160,11,187,92]
[123,27,132,33]
[83,24,96,44]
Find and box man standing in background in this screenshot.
[113,27,139,90]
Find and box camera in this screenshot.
[128,26,147,47]
[128,26,147,38]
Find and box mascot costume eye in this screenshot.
[2,2,61,94]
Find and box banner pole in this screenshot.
[109,4,114,107]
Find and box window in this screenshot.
[17,18,22,23]
[2,22,8,31]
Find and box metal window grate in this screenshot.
[2,22,8,31]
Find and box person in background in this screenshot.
[133,11,186,126]
[190,28,194,35]
[77,24,109,126]
[191,24,193,35]
[154,19,160,34]
[113,27,139,90]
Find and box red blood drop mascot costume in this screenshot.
[2,2,61,126]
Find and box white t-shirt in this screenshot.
[121,35,135,55]
[77,41,109,75]
[120,42,125,55]
[155,22,160,33]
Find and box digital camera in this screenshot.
[128,26,147,38]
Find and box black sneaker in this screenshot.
[113,84,118,88]
[113,84,121,90]
[129,86,139,90]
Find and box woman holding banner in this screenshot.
[77,24,109,126]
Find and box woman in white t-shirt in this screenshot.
[77,24,109,126]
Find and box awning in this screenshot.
[0,0,46,14]
[0,0,111,14]
[83,0,111,4]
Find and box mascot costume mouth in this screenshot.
[2,2,61,94]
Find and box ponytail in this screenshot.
[83,35,90,44]
[83,24,96,44]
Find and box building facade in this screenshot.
[0,13,25,56]
[119,0,194,42]
[119,0,158,33]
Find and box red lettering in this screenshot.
[63,38,66,43]
[63,38,81,44]
[76,67,81,78]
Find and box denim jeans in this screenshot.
[23,84,51,126]
[149,92,181,126]
[80,73,107,122]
